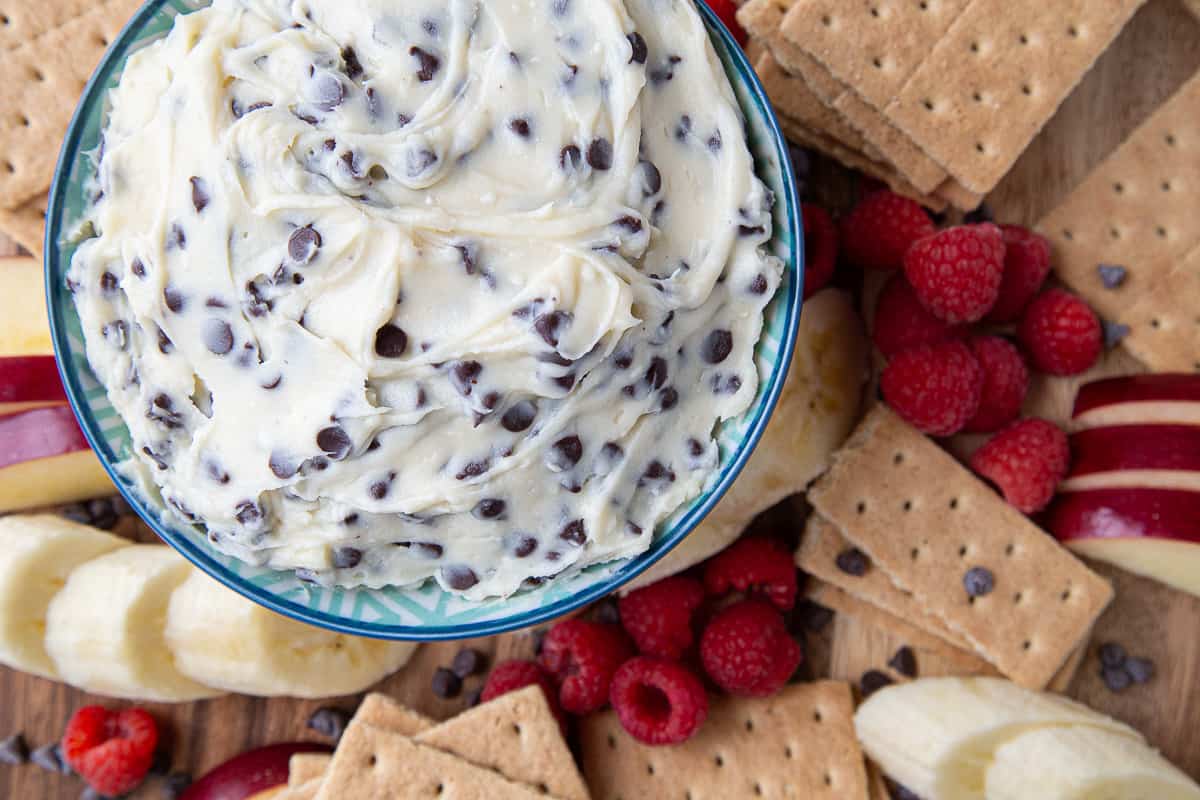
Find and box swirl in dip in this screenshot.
[69,0,783,598]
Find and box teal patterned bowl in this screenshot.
[45,0,804,640]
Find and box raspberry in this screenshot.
[1018,289,1102,376]
[704,0,747,46]
[872,273,967,359]
[964,337,1030,434]
[839,191,935,271]
[703,536,798,611]
[619,577,705,660]
[62,706,158,797]
[539,619,634,714]
[699,600,802,697]
[881,341,983,437]
[801,203,838,299]
[971,418,1070,513]
[986,225,1052,322]
[609,657,709,745]
[481,660,566,729]
[903,223,1005,323]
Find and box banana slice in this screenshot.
[854,677,1141,799]
[0,515,130,679]
[45,545,223,701]
[165,569,416,698]
[986,726,1200,800]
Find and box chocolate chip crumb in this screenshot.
[30,743,69,774]
[307,707,352,740]
[888,646,917,678]
[332,546,363,569]
[451,648,487,679]
[0,734,28,765]
[1101,665,1132,693]
[586,137,613,171]
[432,667,463,698]
[835,548,869,577]
[860,670,894,697]
[1126,657,1155,685]
[963,567,995,598]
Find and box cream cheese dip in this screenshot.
[69,0,783,598]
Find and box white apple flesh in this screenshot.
[1073,374,1200,430]
[0,406,113,511]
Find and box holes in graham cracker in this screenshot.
[1005,543,1016,557]
[910,547,921,561]
[784,745,795,759]
[511,722,522,735]
[607,733,617,750]
[1019,33,1029,45]
[646,763,656,776]
[1067,24,1080,38]
[813,708,824,723]
[869,7,880,18]
[0,13,8,25]
[1061,588,1072,602]
[753,782,764,796]
[975,142,987,154]
[856,501,867,515]
[1062,228,1075,241]
[1162,180,1172,192]
[1023,639,1033,651]
[949,497,960,511]
[2,161,13,175]
[28,66,44,82]
[1156,225,1168,239]
[367,754,378,767]
[1013,591,1023,605]
[872,57,883,70]
[893,452,905,466]
[1113,181,1125,194]
[744,718,755,732]
[435,783,445,796]
[922,98,936,112]
[1021,84,1033,97]
[820,14,832,27]
[958,545,968,558]
[714,754,725,768]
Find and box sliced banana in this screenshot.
[45,545,223,702]
[854,677,1141,799]
[165,569,416,698]
[0,515,130,679]
[986,726,1200,800]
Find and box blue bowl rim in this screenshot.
[45,0,806,641]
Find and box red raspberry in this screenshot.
[539,619,634,714]
[839,191,935,271]
[872,273,968,359]
[699,600,802,697]
[1018,289,1102,376]
[964,337,1030,434]
[881,341,983,437]
[904,223,1005,323]
[971,419,1070,514]
[62,706,158,797]
[802,203,838,299]
[986,225,1052,322]
[705,0,748,45]
[481,660,566,729]
[619,577,705,660]
[610,657,709,745]
[703,536,798,611]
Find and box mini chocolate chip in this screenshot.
[432,667,463,698]
[534,311,573,347]
[190,176,210,213]
[332,547,362,569]
[560,519,586,546]
[163,286,185,313]
[1103,319,1131,349]
[99,271,118,293]
[639,460,675,486]
[860,670,894,697]
[738,224,766,237]
[410,46,440,81]
[674,114,692,141]
[1097,263,1128,289]
[456,458,491,480]
[627,32,648,64]
[638,160,662,196]
[452,648,487,678]
[509,117,532,138]
[888,646,918,678]
[375,324,409,358]
[552,373,576,391]
[316,426,352,460]
[444,565,479,591]
[560,144,583,172]
[795,599,834,633]
[288,225,322,263]
[164,773,193,800]
[1126,657,1155,684]
[0,734,28,765]
[613,350,634,369]
[235,501,263,526]
[342,46,363,79]
[963,203,994,224]
[587,137,613,170]
[645,356,669,389]
[472,498,507,519]
[203,319,235,355]
[148,748,172,777]
[450,360,483,396]
[307,707,352,740]
[511,534,538,558]
[30,743,69,774]
[963,566,995,598]
[1102,665,1132,692]
[369,472,396,499]
[750,274,769,294]
[269,452,297,480]
[547,435,584,471]
[313,74,344,111]
[701,329,733,364]
[835,548,869,577]
[659,387,679,411]
[1098,642,1127,667]
[167,223,187,250]
[614,215,643,233]
[501,400,537,432]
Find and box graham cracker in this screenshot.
[0,194,46,261]
[287,754,333,789]
[0,0,142,210]
[352,692,435,734]
[1119,244,1200,372]
[580,682,870,800]
[0,0,101,53]
[808,405,1113,689]
[884,0,1146,194]
[313,721,546,800]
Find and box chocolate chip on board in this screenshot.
[886,779,923,800]
[451,648,488,679]
[163,772,193,799]
[1097,263,1128,289]
[963,567,995,598]
[30,743,70,774]
[307,707,352,741]
[793,599,835,634]
[1102,665,1133,693]
[1102,319,1132,349]
[464,688,483,708]
[835,547,869,577]
[1098,642,1127,668]
[432,667,463,698]
[860,670,894,698]
[888,646,918,679]
[1125,657,1156,685]
[0,733,28,765]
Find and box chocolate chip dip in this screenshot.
[69,0,783,598]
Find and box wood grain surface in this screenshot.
[1,0,1199,796]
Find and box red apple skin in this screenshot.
[0,405,90,470]
[1070,425,1200,476]
[1048,488,1200,543]
[180,743,332,800]
[1074,374,1200,417]
[0,355,67,405]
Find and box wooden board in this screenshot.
[1,0,1199,796]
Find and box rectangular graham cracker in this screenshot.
[0,0,143,210]
[0,0,101,53]
[353,692,436,734]
[1119,244,1200,372]
[313,721,547,800]
[808,405,1114,689]
[0,195,47,261]
[882,0,1147,194]
[580,682,869,800]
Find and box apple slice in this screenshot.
[1070,425,1200,476]
[1074,374,1200,429]
[1066,537,1200,599]
[0,355,68,415]
[0,406,114,512]
[180,743,333,800]
[0,257,52,357]
[1048,488,1200,543]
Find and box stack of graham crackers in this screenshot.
[796,405,1114,693]
[737,0,1146,212]
[0,0,143,260]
